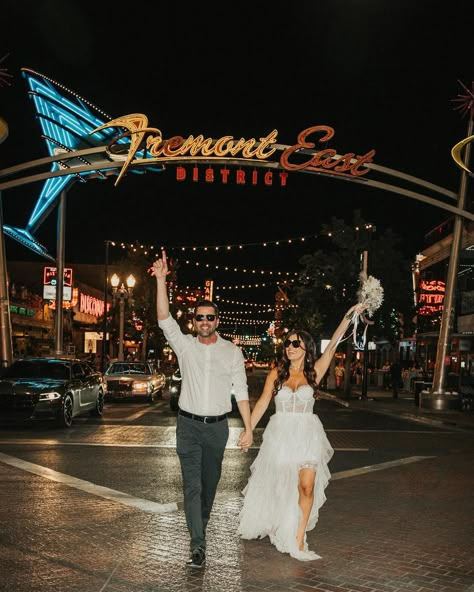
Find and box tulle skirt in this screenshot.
[238,411,334,561]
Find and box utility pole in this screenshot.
[359,223,376,399]
[360,251,369,399]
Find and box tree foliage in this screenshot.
[282,211,415,346]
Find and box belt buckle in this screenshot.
[203,416,210,424]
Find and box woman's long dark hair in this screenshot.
[271,329,319,397]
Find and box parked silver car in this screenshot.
[104,361,166,404]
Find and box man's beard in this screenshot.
[197,326,216,338]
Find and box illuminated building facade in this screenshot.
[413,220,474,380]
[7,261,109,358]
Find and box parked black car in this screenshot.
[0,357,105,428]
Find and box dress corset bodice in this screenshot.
[275,385,315,414]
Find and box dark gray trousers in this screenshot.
[176,414,229,550]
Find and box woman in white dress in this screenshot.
[238,303,366,561]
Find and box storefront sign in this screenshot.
[79,293,105,317]
[204,279,214,301]
[10,305,35,316]
[418,279,445,315]
[84,331,108,354]
[43,266,73,301]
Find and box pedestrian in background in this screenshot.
[151,250,253,569]
[335,361,345,389]
[382,361,391,389]
[354,360,363,385]
[390,359,402,398]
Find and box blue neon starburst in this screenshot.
[3,68,163,259]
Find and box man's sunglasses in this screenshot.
[284,339,302,349]
[195,314,217,322]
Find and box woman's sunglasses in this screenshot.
[195,314,217,322]
[284,339,302,349]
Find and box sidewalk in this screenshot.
[339,384,474,431]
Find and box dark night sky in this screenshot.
[1,1,473,303]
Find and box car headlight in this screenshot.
[132,381,150,394]
[39,391,61,401]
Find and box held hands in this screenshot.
[150,249,168,279]
[238,429,253,453]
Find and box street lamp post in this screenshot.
[101,240,112,372]
[111,273,136,362]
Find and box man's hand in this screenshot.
[238,429,253,453]
[150,249,168,279]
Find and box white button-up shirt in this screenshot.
[158,314,249,415]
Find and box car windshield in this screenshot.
[106,363,150,375]
[2,361,70,380]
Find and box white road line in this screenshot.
[326,429,450,433]
[0,452,177,514]
[100,401,162,420]
[331,455,435,480]
[0,439,368,451]
[0,451,434,515]
[104,407,157,421]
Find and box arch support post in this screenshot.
[54,189,67,356]
[0,191,13,367]
[423,116,473,409]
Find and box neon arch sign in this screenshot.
[93,114,375,186]
[0,67,472,262]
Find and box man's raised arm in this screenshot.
[151,249,170,321]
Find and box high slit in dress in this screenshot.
[237,384,334,561]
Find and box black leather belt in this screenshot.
[178,409,227,423]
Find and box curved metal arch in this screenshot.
[1,151,472,225]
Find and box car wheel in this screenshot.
[57,393,74,428]
[170,395,179,412]
[90,390,104,417]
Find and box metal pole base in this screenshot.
[419,389,461,410]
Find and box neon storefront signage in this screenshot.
[418,280,445,315]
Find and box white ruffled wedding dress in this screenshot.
[237,384,334,561]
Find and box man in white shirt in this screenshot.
[151,250,253,569]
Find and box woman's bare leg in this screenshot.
[296,467,316,551]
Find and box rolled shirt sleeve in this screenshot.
[231,346,249,402]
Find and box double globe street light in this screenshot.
[111,273,136,361]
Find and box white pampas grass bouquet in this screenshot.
[337,275,384,349]
[358,275,384,317]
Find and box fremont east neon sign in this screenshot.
[92,115,376,186]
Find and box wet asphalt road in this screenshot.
[0,370,470,510]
